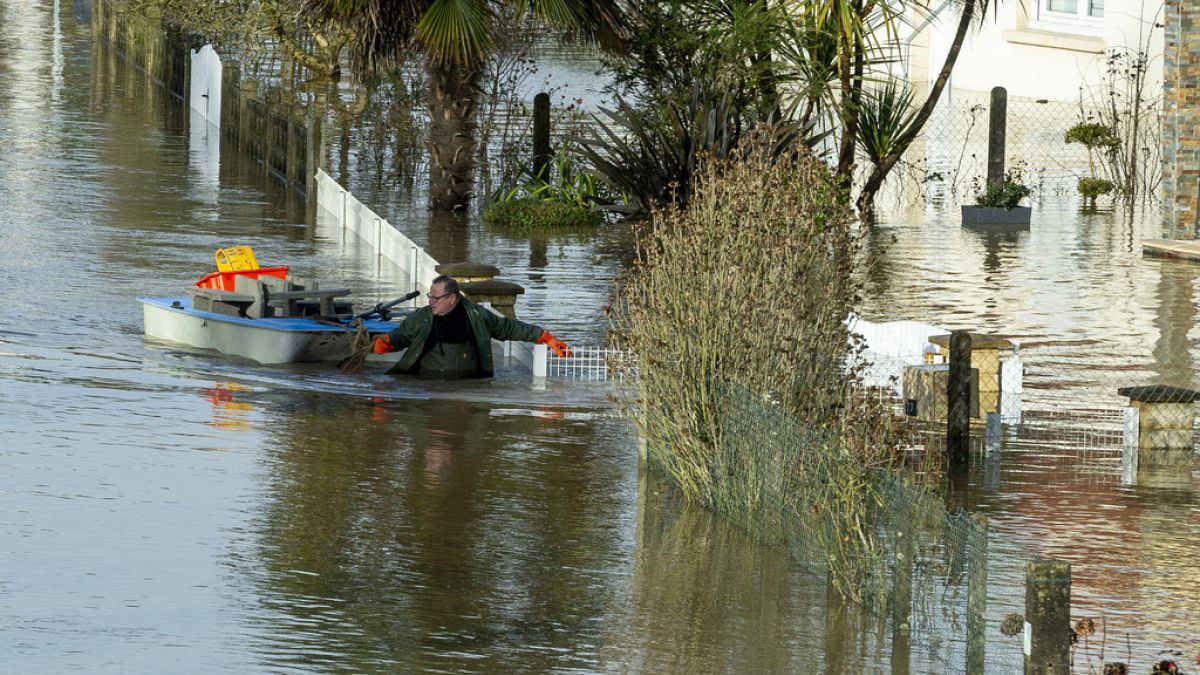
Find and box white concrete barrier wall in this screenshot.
[315,169,438,304]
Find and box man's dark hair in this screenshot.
[432,274,460,297]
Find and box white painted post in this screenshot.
[410,245,419,304]
[339,189,347,245]
[1122,406,1139,485]
[373,218,382,276]
[1001,341,1023,425]
[532,343,548,378]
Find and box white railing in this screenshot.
[546,346,634,382]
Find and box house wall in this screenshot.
[911,0,1163,101]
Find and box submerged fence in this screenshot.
[624,320,1200,671]
[636,379,1029,673]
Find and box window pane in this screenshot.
[1088,0,1104,16]
[1047,0,1077,12]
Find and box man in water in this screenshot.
[372,274,571,378]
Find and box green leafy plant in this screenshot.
[483,140,612,231]
[974,179,1031,210]
[573,86,826,215]
[482,198,603,232]
[856,80,920,164]
[1077,176,1114,203]
[1065,122,1119,207]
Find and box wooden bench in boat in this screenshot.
[265,288,352,318]
[226,274,353,319]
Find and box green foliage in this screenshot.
[482,198,603,232]
[974,180,1030,209]
[484,142,611,231]
[1077,177,1114,198]
[602,0,791,121]
[1064,122,1119,149]
[856,81,919,163]
[491,140,616,208]
[573,87,825,214]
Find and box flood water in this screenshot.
[0,3,845,673]
[3,1,1200,673]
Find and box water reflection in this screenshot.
[605,471,838,673]
[204,381,254,431]
[246,394,637,671]
[1151,261,1197,386]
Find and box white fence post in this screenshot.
[1001,341,1023,425]
[532,344,548,378]
[410,246,419,302]
[1121,406,1139,485]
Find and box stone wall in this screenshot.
[1164,0,1200,238]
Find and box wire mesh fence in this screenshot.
[887,92,1097,206]
[673,379,1031,674]
[856,329,1200,492]
[544,346,635,381]
[574,322,1200,670]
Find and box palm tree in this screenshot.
[303,0,631,211]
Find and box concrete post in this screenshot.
[966,513,988,674]
[987,87,1007,189]
[1024,560,1071,675]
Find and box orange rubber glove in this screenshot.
[537,330,572,358]
[372,335,393,354]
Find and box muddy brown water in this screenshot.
[3,1,1200,672]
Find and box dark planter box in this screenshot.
[961,205,1031,227]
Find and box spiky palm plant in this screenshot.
[302,0,632,211]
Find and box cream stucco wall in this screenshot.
[903,0,1163,101]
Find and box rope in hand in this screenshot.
[338,320,373,374]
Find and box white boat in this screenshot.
[139,249,416,364]
[139,248,550,374]
[139,293,411,365]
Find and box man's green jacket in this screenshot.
[383,297,544,376]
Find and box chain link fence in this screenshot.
[884,92,1094,206]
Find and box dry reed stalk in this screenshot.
[613,130,908,604]
[338,321,374,374]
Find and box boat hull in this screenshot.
[140,296,405,365]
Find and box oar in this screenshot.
[338,290,421,373]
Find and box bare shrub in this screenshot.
[612,130,908,601]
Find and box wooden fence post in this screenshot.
[1024,560,1071,675]
[947,330,973,467]
[533,92,551,181]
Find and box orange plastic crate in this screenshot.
[195,266,289,292]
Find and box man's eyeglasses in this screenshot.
[426,292,453,301]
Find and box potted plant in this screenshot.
[962,177,1032,226]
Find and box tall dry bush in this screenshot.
[613,130,907,602]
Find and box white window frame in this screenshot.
[1032,0,1104,35]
